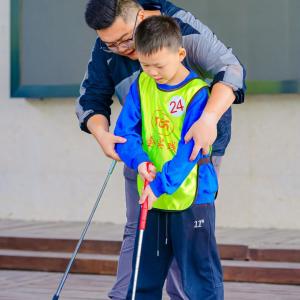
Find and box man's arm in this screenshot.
[76,38,126,160]
[175,10,246,101]
[171,10,246,158]
[185,83,235,159]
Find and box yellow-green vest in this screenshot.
[137,72,208,211]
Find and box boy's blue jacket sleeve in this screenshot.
[114,81,150,170]
[115,81,209,198]
[150,88,209,197]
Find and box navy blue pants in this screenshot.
[126,203,224,300]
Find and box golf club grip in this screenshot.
[139,162,151,230]
[139,197,148,230]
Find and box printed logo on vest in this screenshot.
[151,110,174,136]
[168,96,186,117]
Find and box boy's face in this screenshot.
[138,47,186,85]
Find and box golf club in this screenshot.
[52,159,117,300]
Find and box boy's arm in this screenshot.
[149,88,209,197]
[114,81,150,170]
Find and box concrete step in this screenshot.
[0,236,248,260]
[248,248,300,263]
[1,236,299,262]
[0,236,122,255]
[0,249,299,285]
[0,249,118,276]
[222,260,300,285]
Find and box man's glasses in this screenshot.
[105,10,141,53]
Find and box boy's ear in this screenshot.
[178,47,186,61]
[139,9,145,21]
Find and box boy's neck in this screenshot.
[166,64,190,86]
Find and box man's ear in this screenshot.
[178,47,186,61]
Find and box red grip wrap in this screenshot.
[139,200,148,230]
[139,162,151,230]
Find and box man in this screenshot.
[77,0,246,299]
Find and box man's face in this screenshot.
[97,13,140,60]
[138,47,185,85]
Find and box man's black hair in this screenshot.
[135,16,182,55]
[85,0,141,30]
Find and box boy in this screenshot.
[115,16,223,299]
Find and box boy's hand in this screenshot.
[139,185,157,210]
[138,162,156,182]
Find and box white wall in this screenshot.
[218,95,300,229]
[1,0,299,229]
[0,0,125,224]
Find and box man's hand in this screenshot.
[87,114,126,161]
[139,185,157,210]
[96,129,127,161]
[185,82,236,161]
[138,162,156,182]
[184,112,218,161]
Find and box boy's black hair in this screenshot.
[135,16,182,55]
[85,0,141,30]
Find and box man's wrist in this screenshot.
[207,82,235,120]
[87,114,109,138]
[200,111,219,125]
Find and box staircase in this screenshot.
[0,235,299,285]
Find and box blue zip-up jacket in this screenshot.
[76,0,246,156]
[114,71,218,203]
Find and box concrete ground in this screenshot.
[1,270,300,300]
[1,219,299,249]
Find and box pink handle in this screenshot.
[139,162,151,230]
